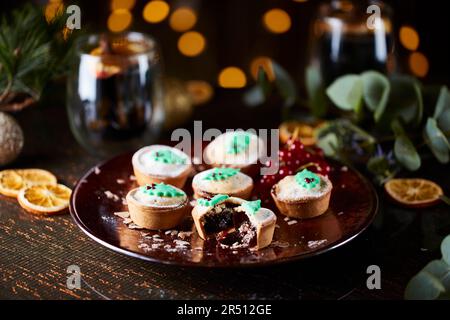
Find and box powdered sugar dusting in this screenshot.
[307,239,327,249]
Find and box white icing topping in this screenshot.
[192,169,253,194]
[205,132,265,167]
[131,187,187,208]
[244,207,277,228]
[275,174,332,202]
[132,145,191,178]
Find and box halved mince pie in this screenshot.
[204,131,265,174]
[192,195,276,250]
[132,145,192,188]
[126,183,189,230]
[192,167,253,200]
[271,169,332,219]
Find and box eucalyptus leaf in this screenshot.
[442,235,450,265]
[424,118,450,163]
[361,71,390,122]
[433,86,450,119]
[387,75,423,127]
[433,87,450,134]
[272,61,297,107]
[243,85,265,107]
[392,120,421,171]
[394,135,421,170]
[305,65,327,117]
[404,271,446,300]
[256,67,271,97]
[438,109,450,134]
[326,74,363,111]
[423,260,450,290]
[316,132,339,157]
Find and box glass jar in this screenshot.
[307,0,395,86]
[67,32,164,157]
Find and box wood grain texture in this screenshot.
[0,101,449,300]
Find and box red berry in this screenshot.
[284,151,294,162]
[304,152,311,160]
[263,174,276,184]
[278,166,290,179]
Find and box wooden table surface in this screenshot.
[1,98,449,300]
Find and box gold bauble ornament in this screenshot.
[0,112,24,166]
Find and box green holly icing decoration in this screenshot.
[197,194,229,207]
[141,183,185,198]
[203,168,240,181]
[242,199,261,215]
[226,132,251,154]
[295,169,320,189]
[149,149,186,165]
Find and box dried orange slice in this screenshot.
[18,184,72,215]
[0,169,57,197]
[0,170,24,197]
[385,178,444,208]
[279,120,322,146]
[18,169,57,186]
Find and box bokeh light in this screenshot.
[111,0,135,11]
[108,9,133,32]
[178,31,206,57]
[399,26,420,51]
[218,67,247,88]
[250,56,275,81]
[169,7,197,32]
[143,0,170,23]
[263,9,291,34]
[186,80,214,105]
[409,52,429,77]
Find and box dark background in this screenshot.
[1,0,448,85]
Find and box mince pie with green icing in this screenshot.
[132,144,192,188]
[204,131,265,173]
[271,169,332,219]
[192,195,276,250]
[192,167,253,200]
[126,182,189,230]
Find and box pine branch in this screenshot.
[0,3,78,111]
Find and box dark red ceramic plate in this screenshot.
[70,152,378,268]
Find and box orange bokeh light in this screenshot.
[170,7,197,32]
[218,67,247,88]
[263,9,291,34]
[250,56,275,81]
[409,52,429,77]
[400,26,420,51]
[178,31,206,57]
[108,9,133,32]
[143,1,170,23]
